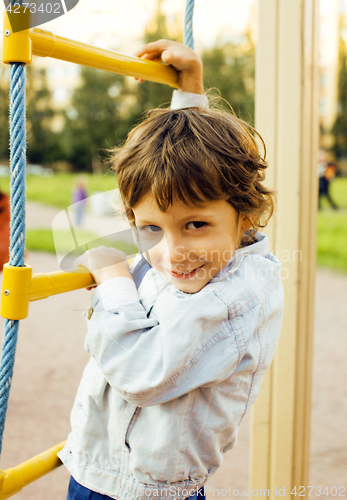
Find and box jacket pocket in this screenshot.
[125,406,139,451]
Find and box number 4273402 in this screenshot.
[291,486,345,496]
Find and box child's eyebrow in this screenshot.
[183,213,218,220]
[135,219,156,225]
[135,213,218,225]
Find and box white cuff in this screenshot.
[170,90,209,110]
[97,277,139,310]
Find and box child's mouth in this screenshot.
[169,264,205,279]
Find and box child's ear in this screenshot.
[241,215,252,230]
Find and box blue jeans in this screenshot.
[67,476,206,500]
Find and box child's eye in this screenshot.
[139,225,162,233]
[186,221,207,230]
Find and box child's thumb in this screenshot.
[161,49,173,66]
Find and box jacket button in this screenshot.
[87,306,93,320]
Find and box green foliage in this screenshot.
[202,34,255,123]
[61,1,179,172]
[317,178,347,274]
[0,66,60,165]
[124,2,178,127]
[331,34,347,157]
[26,66,62,165]
[61,67,129,171]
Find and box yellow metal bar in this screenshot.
[3,9,178,87]
[29,267,95,302]
[1,264,95,320]
[0,441,66,500]
[29,28,178,86]
[1,258,135,320]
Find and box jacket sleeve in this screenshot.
[85,277,242,407]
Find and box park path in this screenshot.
[0,201,346,499]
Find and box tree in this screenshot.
[125,0,179,126]
[202,34,255,124]
[61,67,128,171]
[26,65,61,165]
[331,36,347,158]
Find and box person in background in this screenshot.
[72,177,88,226]
[318,149,339,210]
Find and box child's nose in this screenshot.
[161,234,188,265]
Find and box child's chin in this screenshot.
[172,278,208,294]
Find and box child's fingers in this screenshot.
[74,251,94,274]
[160,49,174,66]
[134,39,172,59]
[136,52,162,63]
[134,52,162,83]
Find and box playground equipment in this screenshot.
[0,1,320,499]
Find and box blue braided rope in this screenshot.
[183,0,195,49]
[0,62,26,457]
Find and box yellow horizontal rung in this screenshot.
[1,264,95,320]
[30,29,179,86]
[29,266,96,301]
[3,9,179,87]
[0,440,66,500]
[1,257,135,320]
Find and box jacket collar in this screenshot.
[210,232,269,282]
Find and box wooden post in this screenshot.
[250,1,319,498]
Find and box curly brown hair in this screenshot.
[110,106,275,248]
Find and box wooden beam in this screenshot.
[251,1,319,497]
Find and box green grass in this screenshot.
[0,171,118,209]
[26,229,137,257]
[316,213,347,273]
[317,177,347,274]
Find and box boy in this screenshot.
[59,40,284,500]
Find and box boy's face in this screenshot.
[132,193,241,294]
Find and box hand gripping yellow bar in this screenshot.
[2,9,179,87]
[0,441,66,500]
[1,264,96,320]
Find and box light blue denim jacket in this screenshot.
[58,231,284,500]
